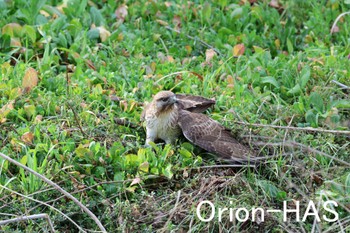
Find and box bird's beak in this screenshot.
[170,96,177,104]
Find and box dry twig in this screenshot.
[0,152,107,232]
[235,121,350,135]
[0,214,55,232]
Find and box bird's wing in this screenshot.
[178,109,257,163]
[176,94,215,113]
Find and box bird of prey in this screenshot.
[141,91,256,163]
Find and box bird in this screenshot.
[141,91,256,163]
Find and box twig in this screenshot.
[0,185,84,232]
[66,101,88,137]
[160,190,182,233]
[0,214,55,232]
[0,152,107,232]
[196,164,255,169]
[28,176,160,212]
[252,141,350,167]
[332,80,350,89]
[283,115,295,151]
[234,121,350,135]
[330,11,350,35]
[165,26,222,56]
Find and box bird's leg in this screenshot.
[165,138,175,145]
[145,129,156,147]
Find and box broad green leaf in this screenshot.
[287,84,301,95]
[181,142,193,151]
[24,105,36,119]
[218,27,233,36]
[231,7,243,18]
[305,109,317,126]
[90,7,104,26]
[23,25,36,42]
[300,65,310,88]
[309,92,324,112]
[139,161,149,173]
[262,76,280,88]
[87,28,100,40]
[258,180,281,198]
[75,145,91,158]
[163,164,173,179]
[124,154,140,165]
[179,148,192,158]
[20,155,28,165]
[2,23,22,37]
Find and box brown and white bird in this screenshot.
[141,91,256,163]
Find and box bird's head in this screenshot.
[153,91,177,112]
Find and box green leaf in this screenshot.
[202,2,212,22]
[286,38,293,54]
[124,154,140,165]
[309,92,324,112]
[20,155,28,165]
[345,0,350,4]
[87,28,100,40]
[179,148,192,158]
[287,84,301,95]
[300,65,310,88]
[90,7,104,26]
[75,145,91,158]
[262,76,280,88]
[231,7,243,18]
[139,161,149,173]
[332,100,350,108]
[305,109,318,126]
[345,173,350,194]
[24,105,36,119]
[163,164,173,179]
[23,25,36,42]
[258,180,282,198]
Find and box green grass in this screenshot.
[0,0,350,232]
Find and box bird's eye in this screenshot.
[161,98,168,102]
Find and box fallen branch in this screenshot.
[332,80,350,89]
[0,152,107,232]
[235,121,350,135]
[0,214,55,232]
[0,185,83,232]
[252,141,350,167]
[330,11,350,35]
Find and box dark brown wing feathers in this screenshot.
[178,109,256,163]
[176,94,215,113]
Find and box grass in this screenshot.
[0,0,350,232]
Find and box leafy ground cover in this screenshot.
[0,0,350,232]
